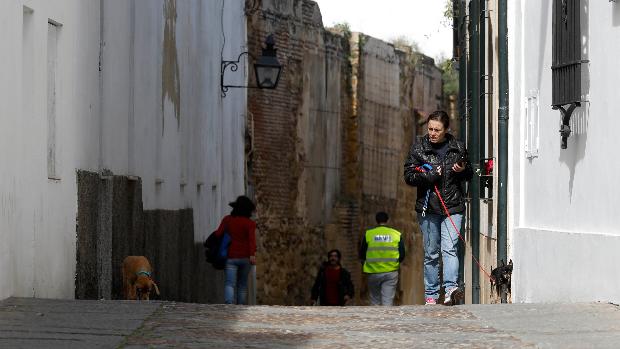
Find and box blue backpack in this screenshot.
[203,230,231,270]
[217,231,232,261]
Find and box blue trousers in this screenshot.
[224,258,250,304]
[418,213,462,299]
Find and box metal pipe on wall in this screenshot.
[458,0,468,143]
[497,0,509,304]
[473,0,487,305]
[468,0,481,304]
[456,0,468,300]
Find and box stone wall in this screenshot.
[351,34,423,305]
[246,0,351,305]
[246,0,443,305]
[412,55,444,136]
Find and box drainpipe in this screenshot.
[98,0,104,171]
[456,0,468,298]
[458,0,467,142]
[475,0,487,305]
[468,0,481,304]
[497,0,509,303]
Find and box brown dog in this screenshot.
[121,256,160,300]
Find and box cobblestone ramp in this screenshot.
[0,297,160,349]
[3,298,620,348]
[123,304,530,348]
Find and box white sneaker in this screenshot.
[444,287,462,305]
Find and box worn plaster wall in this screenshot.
[0,0,102,299]
[75,0,246,303]
[1,0,246,301]
[100,0,246,237]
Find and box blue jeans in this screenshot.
[418,213,462,299]
[224,258,251,304]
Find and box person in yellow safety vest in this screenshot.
[359,212,405,306]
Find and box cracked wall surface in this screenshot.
[247,0,444,305]
[0,0,246,300]
[246,0,349,305]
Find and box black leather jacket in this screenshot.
[403,134,473,215]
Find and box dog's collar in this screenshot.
[136,270,151,278]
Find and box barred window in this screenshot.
[552,0,583,107]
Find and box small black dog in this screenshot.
[490,259,513,297]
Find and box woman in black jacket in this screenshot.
[310,249,354,306]
[404,111,473,305]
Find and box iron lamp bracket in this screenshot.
[221,51,257,98]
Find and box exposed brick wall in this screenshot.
[247,0,351,305]
[248,0,444,305]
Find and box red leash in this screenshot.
[433,185,493,281]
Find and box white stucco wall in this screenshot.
[0,0,246,300]
[0,0,101,300]
[509,0,620,303]
[100,0,247,241]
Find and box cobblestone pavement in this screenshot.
[1,297,620,348]
[0,297,160,349]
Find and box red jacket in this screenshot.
[215,215,256,259]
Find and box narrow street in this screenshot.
[2,0,620,347]
[1,297,619,348]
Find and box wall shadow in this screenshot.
[558,103,589,201]
[76,170,225,304]
[613,1,620,27]
[557,0,590,201]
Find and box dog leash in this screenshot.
[433,184,493,281]
[415,164,493,281]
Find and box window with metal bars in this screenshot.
[552,0,583,107]
[552,0,587,149]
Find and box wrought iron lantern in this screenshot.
[221,34,282,97]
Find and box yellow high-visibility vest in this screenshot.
[363,225,401,274]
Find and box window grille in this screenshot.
[552,0,586,149]
[552,0,583,106]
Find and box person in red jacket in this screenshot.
[215,196,256,304]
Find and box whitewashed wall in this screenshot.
[0,0,246,300]
[0,0,99,300]
[100,0,246,245]
[509,0,620,303]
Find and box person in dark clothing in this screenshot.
[311,249,354,306]
[404,111,473,305]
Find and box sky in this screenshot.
[312,0,453,60]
